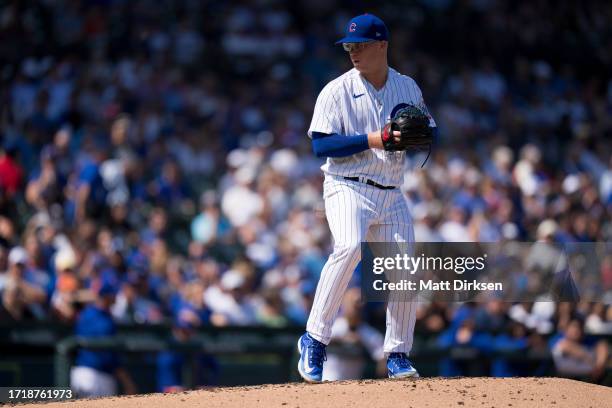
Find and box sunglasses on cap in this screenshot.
[342,41,376,53]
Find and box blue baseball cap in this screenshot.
[335,14,389,44]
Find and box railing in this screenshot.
[1,322,611,389]
[53,327,303,387]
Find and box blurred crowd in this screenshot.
[0,0,611,382]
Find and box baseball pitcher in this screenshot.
[297,13,436,382]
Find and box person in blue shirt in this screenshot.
[437,303,490,376]
[490,321,548,377]
[156,313,219,392]
[64,141,108,225]
[70,281,137,397]
[148,160,191,209]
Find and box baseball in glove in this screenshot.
[381,104,433,165]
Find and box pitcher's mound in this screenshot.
[18,377,612,408]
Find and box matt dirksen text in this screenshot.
[372,279,503,291]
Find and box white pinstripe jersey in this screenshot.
[308,67,436,187]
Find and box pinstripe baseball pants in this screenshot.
[306,175,417,354]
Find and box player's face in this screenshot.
[345,41,386,73]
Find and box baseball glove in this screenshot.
[381,105,433,153]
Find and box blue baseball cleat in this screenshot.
[297,333,327,383]
[387,353,419,378]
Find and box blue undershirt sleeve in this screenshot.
[311,127,437,158]
[311,132,370,158]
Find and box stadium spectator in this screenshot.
[51,248,86,322]
[204,269,257,326]
[111,271,164,325]
[255,287,289,327]
[70,281,137,397]
[0,246,47,321]
[322,288,385,381]
[157,316,219,393]
[585,304,612,335]
[0,144,24,197]
[551,318,610,382]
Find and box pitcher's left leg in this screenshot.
[372,190,418,355]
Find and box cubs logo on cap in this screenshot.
[336,13,389,44]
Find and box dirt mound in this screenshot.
[17,378,612,408]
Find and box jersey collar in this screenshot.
[355,67,394,96]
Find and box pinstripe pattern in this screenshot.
[306,66,433,355]
[307,68,435,187]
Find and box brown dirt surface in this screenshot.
[11,377,612,408]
